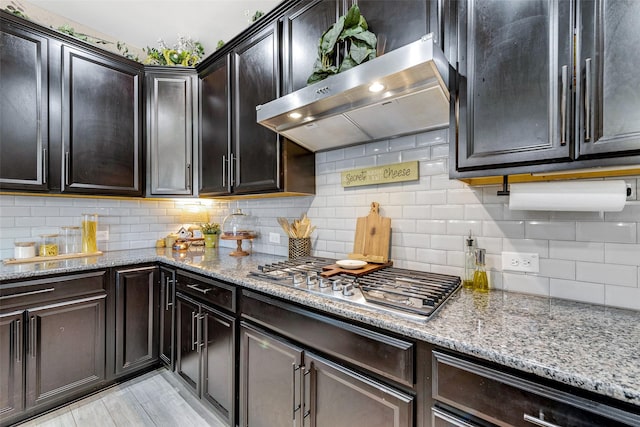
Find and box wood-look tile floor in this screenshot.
[16,369,227,427]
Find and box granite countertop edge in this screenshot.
[1,248,639,408]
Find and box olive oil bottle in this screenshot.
[473,248,489,293]
[463,231,475,289]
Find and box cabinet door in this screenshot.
[25,295,106,409]
[159,266,175,369]
[0,21,49,191]
[577,0,640,157]
[281,0,339,94]
[239,324,303,427]
[233,23,281,194]
[114,266,158,375]
[199,55,231,195]
[146,71,195,195]
[0,312,24,422]
[175,294,201,394]
[353,0,430,54]
[61,45,143,196]
[202,305,235,423]
[305,352,414,427]
[454,0,573,171]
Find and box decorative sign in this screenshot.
[341,161,419,188]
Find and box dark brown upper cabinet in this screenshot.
[451,0,640,178]
[61,45,143,196]
[576,0,640,159]
[145,67,198,196]
[232,22,281,194]
[452,0,574,174]
[199,54,231,196]
[0,17,49,192]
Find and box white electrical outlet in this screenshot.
[96,230,109,241]
[269,232,281,244]
[501,251,539,273]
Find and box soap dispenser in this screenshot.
[473,248,489,293]
[463,231,475,289]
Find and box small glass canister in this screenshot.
[81,213,98,253]
[39,234,59,257]
[14,241,36,259]
[61,226,81,254]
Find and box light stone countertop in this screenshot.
[2,248,639,408]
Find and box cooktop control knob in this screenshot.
[342,283,355,296]
[306,272,317,287]
[318,277,330,288]
[292,273,304,286]
[331,279,343,291]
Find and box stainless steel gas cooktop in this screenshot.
[249,257,461,322]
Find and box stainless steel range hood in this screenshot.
[256,34,450,152]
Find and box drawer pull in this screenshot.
[0,288,55,300]
[524,413,561,427]
[187,284,211,294]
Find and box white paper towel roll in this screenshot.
[508,180,627,212]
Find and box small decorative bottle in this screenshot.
[463,231,475,289]
[473,248,489,293]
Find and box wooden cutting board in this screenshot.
[348,202,391,263]
[320,262,392,278]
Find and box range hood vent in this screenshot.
[256,34,450,152]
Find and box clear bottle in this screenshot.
[473,248,489,293]
[463,231,475,289]
[81,213,98,253]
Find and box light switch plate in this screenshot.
[96,230,109,241]
[269,232,280,244]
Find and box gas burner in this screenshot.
[249,257,460,322]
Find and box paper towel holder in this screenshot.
[497,175,510,196]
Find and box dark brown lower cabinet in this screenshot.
[26,296,106,409]
[113,266,159,376]
[176,292,235,425]
[0,312,24,421]
[239,323,414,427]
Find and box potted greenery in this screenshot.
[201,223,221,248]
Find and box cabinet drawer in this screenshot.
[0,270,107,310]
[433,351,640,427]
[242,290,414,387]
[176,271,236,313]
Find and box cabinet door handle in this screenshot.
[42,148,47,184]
[524,413,561,427]
[165,277,173,311]
[14,319,22,363]
[186,283,211,294]
[191,311,197,351]
[584,57,592,142]
[196,313,203,354]
[29,316,36,358]
[0,288,55,301]
[186,163,192,191]
[302,365,311,423]
[65,151,70,185]
[222,155,227,187]
[292,363,301,421]
[560,65,568,146]
[230,153,236,187]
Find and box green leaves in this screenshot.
[307,4,377,85]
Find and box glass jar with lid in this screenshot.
[222,209,256,237]
[39,234,59,257]
[61,226,81,254]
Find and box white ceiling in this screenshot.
[25,0,282,57]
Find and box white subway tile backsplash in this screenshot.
[550,279,605,305]
[576,262,637,287]
[549,241,603,262]
[576,222,637,243]
[2,128,639,311]
[538,259,576,280]
[503,272,550,296]
[605,286,640,311]
[525,221,576,241]
[605,243,640,266]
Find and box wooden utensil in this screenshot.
[320,261,392,278]
[348,202,391,263]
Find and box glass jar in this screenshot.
[39,234,59,257]
[61,226,81,254]
[222,209,256,237]
[14,241,36,259]
[81,213,98,253]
